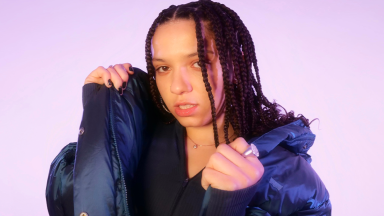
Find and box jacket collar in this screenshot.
[247,119,316,159]
[174,118,315,159]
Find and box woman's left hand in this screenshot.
[201,137,264,191]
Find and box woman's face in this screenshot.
[152,19,226,127]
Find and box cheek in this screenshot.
[155,78,167,98]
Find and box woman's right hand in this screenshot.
[84,63,135,95]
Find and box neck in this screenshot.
[185,110,236,146]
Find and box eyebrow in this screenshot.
[153,50,215,62]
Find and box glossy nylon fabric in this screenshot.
[243,120,332,215]
[46,68,156,216]
[73,80,119,216]
[77,67,155,216]
[46,142,76,216]
[45,68,331,216]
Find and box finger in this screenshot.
[206,152,247,177]
[113,64,129,89]
[122,63,134,75]
[228,138,260,163]
[227,137,250,154]
[106,66,123,91]
[201,167,239,191]
[84,66,112,87]
[215,143,262,181]
[215,142,254,168]
[205,152,251,188]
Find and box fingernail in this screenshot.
[108,65,113,68]
[119,86,123,95]
[122,82,127,89]
[108,79,112,86]
[129,66,133,72]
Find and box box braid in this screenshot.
[198,2,240,145]
[144,0,314,148]
[201,2,249,137]
[191,11,221,145]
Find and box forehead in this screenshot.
[151,19,214,58]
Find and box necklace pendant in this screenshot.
[193,144,197,149]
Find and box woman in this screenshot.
[46,1,331,215]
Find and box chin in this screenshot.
[174,115,211,128]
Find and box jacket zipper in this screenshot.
[110,93,130,216]
[169,177,190,216]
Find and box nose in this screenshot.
[170,67,193,95]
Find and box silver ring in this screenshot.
[241,144,259,158]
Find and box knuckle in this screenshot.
[227,180,238,191]
[123,63,132,69]
[216,143,226,152]
[233,137,244,143]
[243,176,252,187]
[259,165,265,176]
[250,171,258,181]
[202,167,211,178]
[233,138,248,149]
[237,138,248,147]
[113,78,122,85]
[252,166,264,180]
[202,168,208,176]
[97,66,108,74]
[252,168,260,178]
[202,167,207,174]
[115,64,124,69]
[94,66,110,78]
[115,65,127,74]
[237,137,246,142]
[103,67,111,74]
[210,152,221,163]
[96,66,105,71]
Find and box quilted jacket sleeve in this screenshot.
[245,146,332,216]
[74,67,155,216]
[245,202,332,216]
[45,67,155,216]
[245,207,271,216]
[45,142,76,216]
[245,201,331,216]
[45,79,115,216]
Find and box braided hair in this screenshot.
[145,0,316,147]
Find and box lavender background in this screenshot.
[1,0,383,215]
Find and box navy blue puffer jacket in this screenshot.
[45,68,331,216]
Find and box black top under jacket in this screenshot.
[132,120,259,216]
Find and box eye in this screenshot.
[156,66,170,73]
[193,61,202,68]
[193,60,211,68]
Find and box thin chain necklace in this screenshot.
[188,132,237,149]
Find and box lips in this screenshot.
[174,102,198,117]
